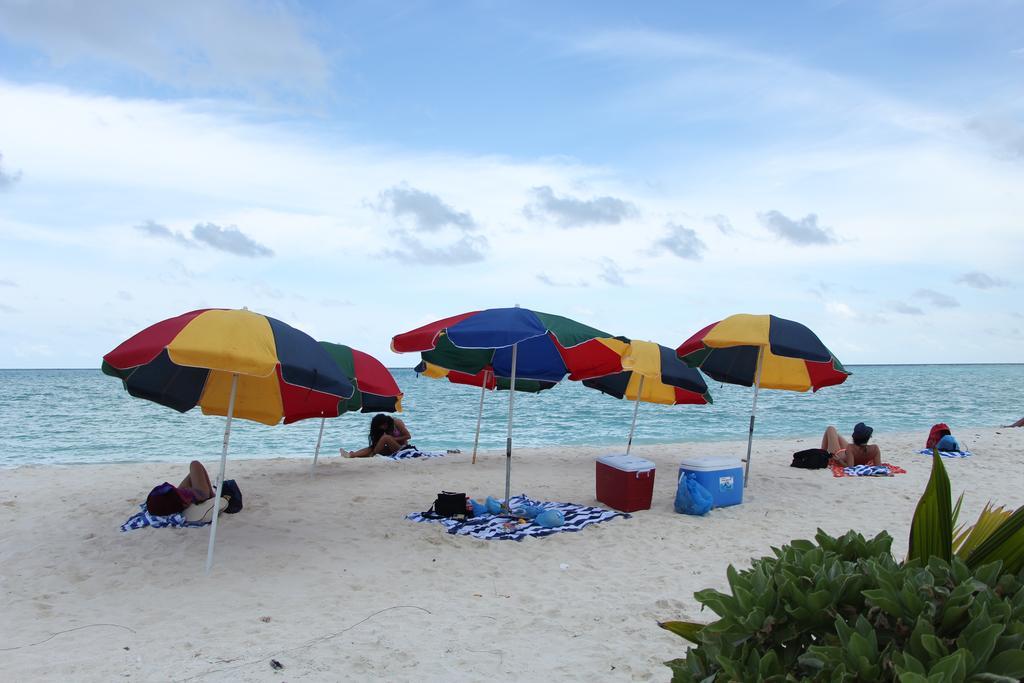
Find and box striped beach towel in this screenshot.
[120,503,207,532]
[381,446,451,461]
[829,462,907,478]
[407,494,629,541]
[918,448,972,458]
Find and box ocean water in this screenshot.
[1,365,1022,467]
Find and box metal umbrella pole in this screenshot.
[471,370,489,465]
[625,375,645,455]
[742,347,765,488]
[310,415,326,477]
[206,372,238,574]
[503,345,518,511]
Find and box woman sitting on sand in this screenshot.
[341,414,411,458]
[821,422,881,467]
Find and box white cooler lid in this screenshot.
[679,456,742,471]
[597,454,655,472]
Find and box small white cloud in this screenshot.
[191,222,274,258]
[758,210,838,245]
[597,258,626,286]
[826,301,856,319]
[381,232,487,265]
[888,300,924,315]
[0,153,23,189]
[523,186,638,228]
[956,271,1009,289]
[374,185,476,232]
[705,214,734,235]
[653,223,706,260]
[914,288,959,308]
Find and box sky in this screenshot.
[0,0,1022,368]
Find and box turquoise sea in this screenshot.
[1,365,1021,467]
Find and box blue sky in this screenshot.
[0,0,1021,368]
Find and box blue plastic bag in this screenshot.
[535,509,565,528]
[935,434,961,452]
[674,473,713,516]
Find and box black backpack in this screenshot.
[791,448,831,469]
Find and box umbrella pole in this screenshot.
[205,372,238,574]
[471,370,488,465]
[310,415,326,477]
[503,345,517,512]
[625,376,645,455]
[743,347,765,488]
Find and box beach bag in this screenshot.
[791,448,831,469]
[674,473,713,516]
[146,482,186,516]
[935,434,961,452]
[926,423,951,449]
[221,479,243,513]
[433,491,468,518]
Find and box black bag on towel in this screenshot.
[433,491,467,518]
[791,448,831,469]
[221,479,243,513]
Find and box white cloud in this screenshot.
[0,0,329,95]
[374,185,476,232]
[757,211,838,245]
[0,79,1021,365]
[0,153,22,189]
[956,271,1010,289]
[523,186,638,228]
[653,223,707,260]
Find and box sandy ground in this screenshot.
[2,427,1022,682]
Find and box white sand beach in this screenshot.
[2,427,1022,681]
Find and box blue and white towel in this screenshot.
[407,494,630,541]
[120,503,207,532]
[381,446,451,461]
[844,464,894,477]
[918,448,973,458]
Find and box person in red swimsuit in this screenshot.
[821,422,881,467]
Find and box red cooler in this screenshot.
[596,454,656,512]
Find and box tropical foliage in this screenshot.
[660,451,1024,682]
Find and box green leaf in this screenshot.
[927,650,967,681]
[659,621,705,644]
[964,623,1003,671]
[908,450,953,564]
[987,649,1024,677]
[955,503,1014,560]
[964,505,1024,575]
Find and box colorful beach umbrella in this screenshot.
[583,340,711,454]
[102,308,354,571]
[414,360,555,463]
[392,307,625,508]
[304,342,403,475]
[677,314,850,484]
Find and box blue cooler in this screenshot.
[678,456,744,508]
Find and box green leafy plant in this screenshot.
[660,451,1024,681]
[909,450,1024,573]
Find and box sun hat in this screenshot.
[852,422,873,442]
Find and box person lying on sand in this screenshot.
[341,414,411,458]
[822,423,881,467]
[176,460,215,504]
